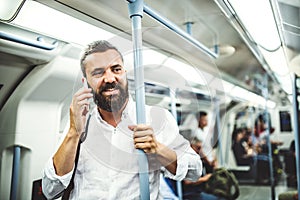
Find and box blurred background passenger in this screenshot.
[231,128,255,166]
[231,127,270,183]
[194,111,217,173]
[253,113,283,182]
[284,140,297,188]
[182,136,226,200]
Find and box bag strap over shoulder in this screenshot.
[62,113,92,200]
[61,139,82,200]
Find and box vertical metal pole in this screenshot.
[292,74,300,200]
[185,22,193,36]
[128,1,150,200]
[249,106,255,139]
[224,123,231,165]
[10,146,21,200]
[169,89,177,119]
[214,97,224,166]
[265,111,275,200]
[214,44,219,55]
[249,107,257,180]
[169,88,182,200]
[262,75,275,200]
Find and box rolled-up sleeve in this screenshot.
[42,158,74,199]
[158,108,202,181]
[164,142,202,181]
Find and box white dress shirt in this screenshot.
[194,127,214,162]
[42,99,202,199]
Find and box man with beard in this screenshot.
[42,40,202,199]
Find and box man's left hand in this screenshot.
[129,124,161,154]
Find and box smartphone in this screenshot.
[82,77,92,112]
[82,77,89,89]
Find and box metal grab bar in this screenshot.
[126,1,216,199]
[143,4,217,59]
[0,31,57,50]
[126,0,218,59]
[10,146,21,200]
[128,1,150,199]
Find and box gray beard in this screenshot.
[94,82,129,112]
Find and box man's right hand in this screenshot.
[53,87,92,176]
[69,88,93,136]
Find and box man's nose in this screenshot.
[103,70,116,83]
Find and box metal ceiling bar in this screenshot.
[186,19,219,56]
[128,1,150,200]
[0,31,57,50]
[215,0,279,85]
[126,0,217,58]
[142,3,218,59]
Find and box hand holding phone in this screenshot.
[81,77,93,111]
[82,77,91,112]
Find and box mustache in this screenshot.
[99,82,119,93]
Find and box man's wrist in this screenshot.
[67,127,81,139]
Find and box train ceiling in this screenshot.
[34,0,299,105]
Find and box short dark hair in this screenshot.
[231,128,244,148]
[190,135,203,144]
[199,111,207,118]
[80,40,123,77]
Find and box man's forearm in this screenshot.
[156,143,177,175]
[53,128,80,176]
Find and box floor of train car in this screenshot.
[237,172,297,200]
[236,151,298,200]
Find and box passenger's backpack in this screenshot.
[204,167,240,200]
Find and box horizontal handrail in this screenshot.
[0,31,57,50]
[126,0,218,58]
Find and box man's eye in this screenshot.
[113,67,123,73]
[92,71,104,76]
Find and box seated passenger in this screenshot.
[232,127,271,183]
[285,140,297,188]
[231,128,255,166]
[182,136,226,200]
[253,114,283,154]
[253,116,284,180]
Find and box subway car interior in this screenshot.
[0,0,300,199]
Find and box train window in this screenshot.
[279,111,292,132]
[0,0,26,21]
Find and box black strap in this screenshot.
[62,113,92,200]
[61,139,81,200]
